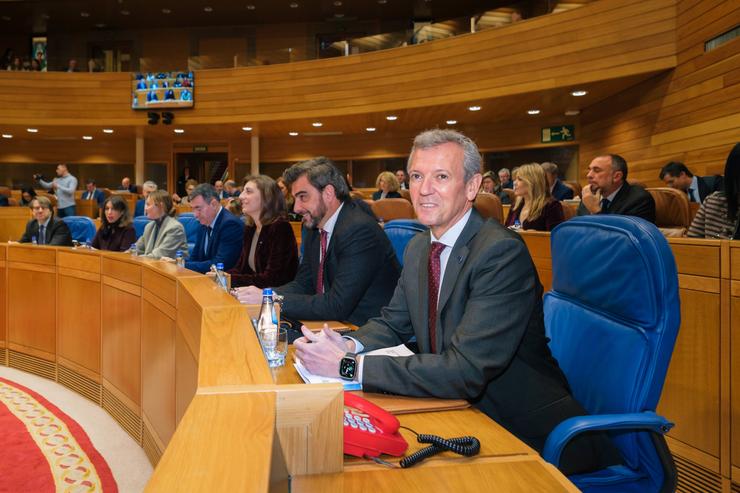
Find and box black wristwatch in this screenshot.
[339,353,358,381]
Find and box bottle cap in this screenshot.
[262,288,273,296]
[216,262,224,270]
[176,250,183,257]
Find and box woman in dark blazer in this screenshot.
[91,195,137,251]
[505,163,565,231]
[228,175,298,288]
[371,171,402,200]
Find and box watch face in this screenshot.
[340,356,357,380]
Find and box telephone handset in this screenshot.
[343,392,408,458]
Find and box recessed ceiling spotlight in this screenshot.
[366,127,376,132]
[2,134,12,139]
[334,13,344,18]
[246,4,256,10]
[527,109,540,115]
[82,135,93,140]
[80,12,90,17]
[162,8,171,14]
[564,109,581,116]
[103,129,114,133]
[41,13,50,19]
[120,9,130,15]
[289,2,299,8]
[242,126,252,131]
[289,131,299,136]
[27,128,38,133]
[1,16,10,21]
[571,90,588,97]
[174,128,185,134]
[377,0,387,4]
[204,6,213,12]
[468,105,481,111]
[386,115,398,121]
[312,122,323,127]
[95,23,106,28]
[446,120,457,125]
[334,0,343,5]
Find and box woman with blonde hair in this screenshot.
[372,171,402,200]
[135,190,189,258]
[504,163,565,231]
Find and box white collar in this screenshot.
[430,208,472,248]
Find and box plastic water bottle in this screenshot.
[175,250,185,267]
[129,243,138,256]
[512,218,521,230]
[31,235,38,245]
[257,288,279,366]
[215,262,228,291]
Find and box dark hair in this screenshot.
[189,183,220,203]
[659,161,693,180]
[242,175,286,226]
[723,143,740,224]
[283,156,350,201]
[608,154,628,181]
[86,178,96,185]
[102,195,132,228]
[20,187,36,204]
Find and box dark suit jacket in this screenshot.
[577,182,656,223]
[278,201,401,326]
[134,199,146,217]
[91,224,137,252]
[371,190,402,201]
[185,208,244,274]
[228,218,299,288]
[354,210,617,474]
[0,196,8,207]
[20,217,73,246]
[82,189,105,208]
[551,179,574,201]
[696,175,724,203]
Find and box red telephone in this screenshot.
[343,392,408,458]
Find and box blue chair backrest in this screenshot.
[544,216,680,470]
[61,216,97,244]
[177,215,201,256]
[383,219,428,266]
[133,216,151,239]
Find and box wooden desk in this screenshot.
[0,206,30,242]
[76,200,100,219]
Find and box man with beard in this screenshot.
[235,157,401,326]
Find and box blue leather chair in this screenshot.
[542,215,680,493]
[133,216,151,239]
[177,215,200,256]
[383,219,428,266]
[61,216,97,244]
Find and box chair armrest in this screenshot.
[542,411,674,466]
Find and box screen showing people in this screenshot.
[131,71,194,109]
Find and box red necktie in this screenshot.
[316,229,328,294]
[428,242,446,353]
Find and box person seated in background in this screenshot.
[173,179,198,205]
[659,161,724,204]
[688,143,740,239]
[224,180,240,197]
[371,171,402,200]
[395,169,409,190]
[181,183,244,274]
[19,187,37,206]
[541,162,574,200]
[228,175,298,288]
[276,176,295,212]
[0,193,8,207]
[235,157,401,326]
[91,196,136,251]
[577,154,656,223]
[65,58,78,72]
[19,196,72,246]
[135,180,158,216]
[505,163,565,231]
[498,167,514,189]
[225,197,242,218]
[82,178,105,209]
[135,190,189,259]
[214,180,227,200]
[480,171,497,194]
[36,163,77,217]
[119,177,137,193]
[177,166,192,197]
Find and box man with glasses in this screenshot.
[18,196,72,246]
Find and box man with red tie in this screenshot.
[235,157,400,326]
[294,129,621,476]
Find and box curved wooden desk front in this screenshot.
[0,243,577,492]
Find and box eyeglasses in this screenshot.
[31,206,46,211]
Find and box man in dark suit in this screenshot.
[659,161,723,203]
[295,130,620,475]
[181,183,244,274]
[577,154,655,223]
[19,196,72,246]
[82,179,105,209]
[542,162,574,200]
[235,157,401,326]
[119,177,137,194]
[498,167,514,189]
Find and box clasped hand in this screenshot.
[294,326,354,378]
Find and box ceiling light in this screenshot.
[289,131,299,136]
[334,13,344,18]
[468,105,481,111]
[527,109,540,115]
[366,127,376,132]
[161,8,171,14]
[1,16,10,21]
[80,12,90,17]
[82,135,93,140]
[95,23,106,28]
[247,4,256,9]
[312,122,323,127]
[378,0,387,4]
[242,126,252,131]
[290,2,299,8]
[446,120,457,125]
[174,128,185,134]
[2,134,12,139]
[103,129,114,133]
[386,115,398,121]
[27,128,38,133]
[564,109,580,116]
[571,90,587,97]
[120,9,130,15]
[334,0,343,5]
[41,13,50,19]
[204,6,213,12]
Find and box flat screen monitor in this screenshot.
[131,71,194,110]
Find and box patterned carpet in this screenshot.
[0,377,118,492]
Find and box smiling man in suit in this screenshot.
[294,129,621,475]
[19,196,72,246]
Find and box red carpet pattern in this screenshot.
[0,377,117,492]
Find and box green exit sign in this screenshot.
[542,125,575,143]
[193,145,208,152]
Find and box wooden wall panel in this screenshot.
[0,208,31,243]
[175,327,198,426]
[732,295,740,475]
[7,266,56,359]
[0,246,6,349]
[57,273,101,378]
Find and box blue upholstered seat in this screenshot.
[61,216,97,244]
[383,219,428,266]
[177,214,200,256]
[133,215,151,239]
[542,215,680,493]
